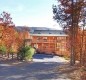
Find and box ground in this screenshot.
[0,54,72,80]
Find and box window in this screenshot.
[38,32,41,34]
[37,37,41,41]
[43,37,47,42]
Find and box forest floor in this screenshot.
[55,62,86,80]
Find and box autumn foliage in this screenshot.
[0,12,30,55]
[53,0,86,66]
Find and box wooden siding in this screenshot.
[31,35,70,56]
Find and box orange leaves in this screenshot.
[0,24,30,53]
[0,12,30,53]
[2,26,15,47]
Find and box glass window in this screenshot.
[37,37,41,42]
[43,37,47,42]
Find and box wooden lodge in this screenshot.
[9,26,70,56]
[29,27,70,56]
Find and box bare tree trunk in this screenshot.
[80,31,83,66]
[84,36,86,66]
[70,0,75,66]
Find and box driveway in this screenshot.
[0,54,71,80]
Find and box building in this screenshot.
[30,29,69,56]
[16,26,70,56]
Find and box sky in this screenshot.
[0,0,62,29]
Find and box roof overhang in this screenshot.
[30,34,68,36]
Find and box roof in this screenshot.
[32,30,64,34]
[15,26,67,36]
[31,30,67,36]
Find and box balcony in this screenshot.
[32,39,57,43]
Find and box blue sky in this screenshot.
[0,0,61,29]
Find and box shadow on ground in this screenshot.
[0,62,64,80]
[0,54,69,80]
[33,53,54,59]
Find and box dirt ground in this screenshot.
[55,63,86,80]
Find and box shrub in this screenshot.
[18,46,35,61]
[0,45,7,54]
[24,47,35,61]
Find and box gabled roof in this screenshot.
[31,30,67,36]
[15,26,67,36]
[32,30,64,34]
